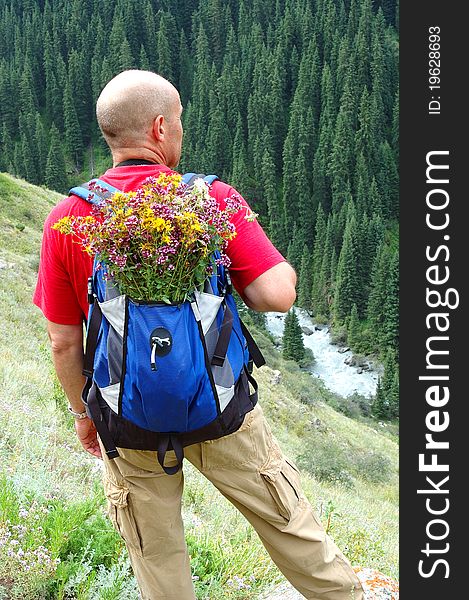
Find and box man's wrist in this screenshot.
[68,405,89,420]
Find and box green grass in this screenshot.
[0,173,398,598]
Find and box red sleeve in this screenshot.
[212,182,286,294]
[33,200,93,325]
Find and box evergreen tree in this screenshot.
[347,303,361,350]
[139,45,150,70]
[286,224,305,273]
[367,243,391,352]
[63,80,83,170]
[314,216,335,318]
[282,310,305,363]
[156,15,174,82]
[33,114,47,185]
[45,124,67,193]
[297,245,312,310]
[333,207,362,321]
[119,37,135,71]
[310,203,327,312]
[382,250,399,356]
[372,348,399,419]
[261,147,284,251]
[21,131,38,183]
[178,30,192,106]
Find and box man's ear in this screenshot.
[152,114,165,141]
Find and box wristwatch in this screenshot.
[68,405,89,420]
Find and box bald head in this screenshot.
[96,70,181,150]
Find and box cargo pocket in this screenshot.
[201,404,258,469]
[103,475,143,557]
[260,442,303,524]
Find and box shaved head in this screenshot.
[96,70,181,150]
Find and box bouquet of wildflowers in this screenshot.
[53,173,256,303]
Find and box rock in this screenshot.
[259,568,399,599]
[354,566,399,599]
[357,367,363,374]
[344,356,354,366]
[311,418,326,432]
[301,326,314,336]
[270,370,281,385]
[338,347,350,354]
[0,259,14,270]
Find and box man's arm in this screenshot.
[242,261,297,313]
[47,321,101,458]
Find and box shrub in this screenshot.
[296,432,393,488]
[353,452,393,484]
[296,435,354,488]
[330,326,347,346]
[333,393,372,419]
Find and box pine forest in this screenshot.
[0,0,399,419]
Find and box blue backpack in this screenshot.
[70,174,265,474]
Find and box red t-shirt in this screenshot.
[33,164,285,325]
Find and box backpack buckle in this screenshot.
[87,277,94,304]
[225,270,232,295]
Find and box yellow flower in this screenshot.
[51,217,72,233]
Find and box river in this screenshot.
[265,309,378,399]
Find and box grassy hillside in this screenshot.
[0,173,398,599]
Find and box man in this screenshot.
[34,70,363,600]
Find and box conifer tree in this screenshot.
[313,216,335,318]
[383,250,399,356]
[298,245,312,310]
[392,87,399,160]
[347,303,361,351]
[21,131,38,183]
[282,310,305,363]
[156,15,174,82]
[287,224,305,274]
[372,348,399,419]
[262,147,284,251]
[367,243,391,352]
[139,45,150,70]
[34,113,47,184]
[178,30,192,106]
[333,207,361,321]
[63,81,83,171]
[372,377,387,419]
[68,49,91,140]
[310,203,327,309]
[45,124,67,193]
[119,37,135,71]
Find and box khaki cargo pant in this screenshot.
[100,404,364,600]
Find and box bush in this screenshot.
[353,452,393,484]
[330,326,347,346]
[298,347,315,369]
[296,431,393,488]
[296,435,354,488]
[333,393,372,419]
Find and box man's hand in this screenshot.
[75,417,102,458]
[47,322,103,459]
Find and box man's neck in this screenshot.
[112,147,167,168]
[115,159,158,167]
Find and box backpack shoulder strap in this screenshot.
[182,172,218,188]
[69,178,121,205]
